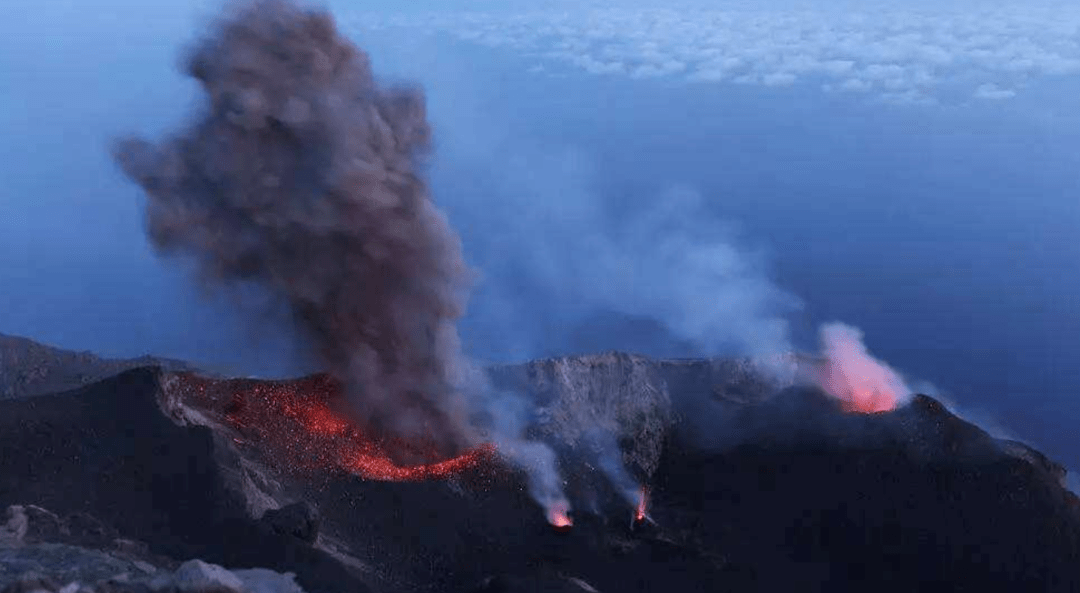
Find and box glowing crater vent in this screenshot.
[635,486,649,523]
[548,504,573,531]
[815,322,910,414]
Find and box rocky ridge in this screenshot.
[1,335,1078,592]
[0,333,190,401]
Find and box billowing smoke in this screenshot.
[114,0,474,453]
[112,0,569,515]
[109,0,925,524]
[812,322,912,413]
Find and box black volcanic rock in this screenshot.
[652,386,1080,593]
[0,368,370,593]
[0,333,190,401]
[260,503,319,544]
[467,573,602,593]
[0,369,232,554]
[1,346,1078,593]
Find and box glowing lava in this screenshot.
[815,323,910,414]
[175,373,495,481]
[548,505,573,531]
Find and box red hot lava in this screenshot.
[175,373,495,481]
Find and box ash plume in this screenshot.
[114,0,477,457]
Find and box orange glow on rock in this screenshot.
[836,389,895,414]
[548,505,573,531]
[339,443,496,481]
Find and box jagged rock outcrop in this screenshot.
[488,352,672,481]
[486,352,802,482]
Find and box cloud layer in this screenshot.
[343,7,1080,103]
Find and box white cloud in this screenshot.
[572,55,627,75]
[688,69,726,83]
[630,60,685,79]
[348,7,1080,104]
[974,83,1017,100]
[761,71,798,86]
[839,77,873,92]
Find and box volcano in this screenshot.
[1,335,1079,593]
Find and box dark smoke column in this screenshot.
[114,0,478,456]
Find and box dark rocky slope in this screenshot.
[0,333,190,400]
[652,388,1080,592]
[0,344,1077,592]
[0,369,370,593]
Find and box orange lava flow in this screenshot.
[176,373,495,481]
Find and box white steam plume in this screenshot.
[813,322,913,412]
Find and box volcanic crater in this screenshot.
[2,334,1079,593]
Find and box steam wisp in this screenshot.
[813,322,912,413]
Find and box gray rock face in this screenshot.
[0,553,305,593]
[0,544,152,591]
[487,352,801,480]
[229,569,306,593]
[1,505,308,593]
[162,560,245,593]
[488,352,672,482]
[0,506,175,580]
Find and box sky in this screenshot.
[1,0,1078,469]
